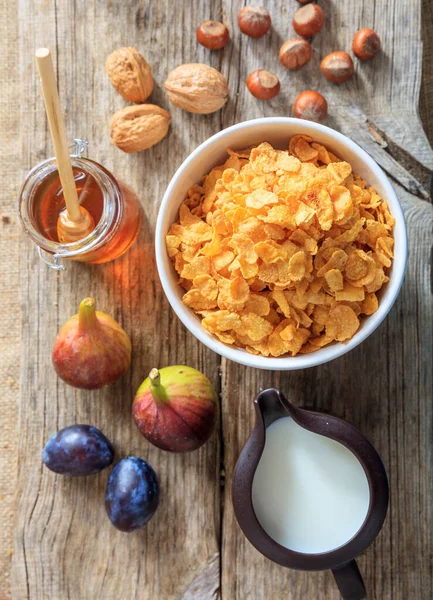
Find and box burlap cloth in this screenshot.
[0,0,432,598]
[0,2,19,598]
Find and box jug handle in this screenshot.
[332,560,366,600]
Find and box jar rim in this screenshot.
[17,157,119,257]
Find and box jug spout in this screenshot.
[254,388,289,428]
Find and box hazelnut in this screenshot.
[164,63,228,114]
[238,6,271,38]
[352,28,381,60]
[110,104,170,153]
[293,90,328,122]
[320,51,354,83]
[105,47,153,103]
[293,4,325,37]
[196,20,230,50]
[246,69,280,100]
[279,38,312,70]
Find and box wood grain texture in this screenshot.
[220,188,433,600]
[219,0,433,599]
[11,0,433,599]
[13,2,221,599]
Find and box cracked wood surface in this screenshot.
[11,0,433,599]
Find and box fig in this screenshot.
[132,365,218,452]
[105,456,159,532]
[52,297,131,389]
[42,424,114,476]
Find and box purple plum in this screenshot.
[42,424,114,476]
[105,457,159,532]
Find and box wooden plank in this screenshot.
[221,188,433,600]
[12,1,221,599]
[219,0,433,598]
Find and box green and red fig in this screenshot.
[132,366,218,452]
[52,298,131,389]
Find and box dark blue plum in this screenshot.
[42,425,114,476]
[105,457,159,532]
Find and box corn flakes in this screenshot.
[166,137,395,357]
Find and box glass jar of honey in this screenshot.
[18,139,143,269]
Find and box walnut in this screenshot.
[164,63,228,114]
[106,47,153,103]
[110,105,170,153]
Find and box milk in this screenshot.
[252,417,370,554]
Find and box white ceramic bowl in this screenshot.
[155,118,407,370]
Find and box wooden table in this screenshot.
[9,1,433,599]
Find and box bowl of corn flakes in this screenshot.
[155,118,407,370]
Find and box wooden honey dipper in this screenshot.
[35,48,94,243]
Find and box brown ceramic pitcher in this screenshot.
[232,388,389,600]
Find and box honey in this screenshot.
[18,146,143,268]
[32,168,103,243]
